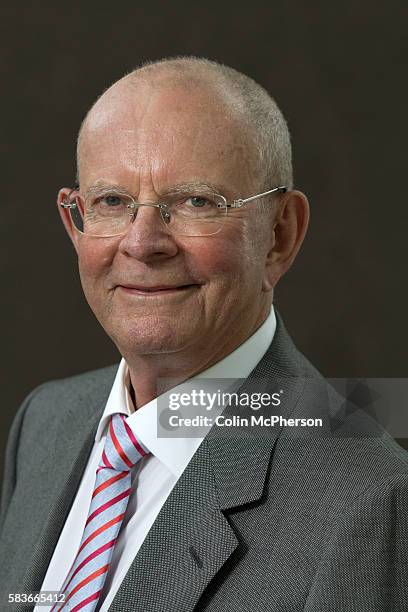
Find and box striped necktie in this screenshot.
[53,412,149,612]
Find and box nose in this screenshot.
[117,204,178,262]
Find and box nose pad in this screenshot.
[159,205,171,225]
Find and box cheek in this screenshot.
[181,232,260,290]
[77,238,118,289]
[182,236,239,280]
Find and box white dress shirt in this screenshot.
[35,308,276,611]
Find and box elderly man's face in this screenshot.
[63,80,279,362]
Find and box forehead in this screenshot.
[78,80,257,195]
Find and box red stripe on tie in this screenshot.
[110,418,133,468]
[70,590,102,612]
[92,471,128,498]
[63,565,108,606]
[86,488,131,526]
[78,513,125,555]
[121,414,148,457]
[63,539,116,594]
[102,449,113,469]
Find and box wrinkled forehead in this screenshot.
[78,80,258,195]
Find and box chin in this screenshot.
[107,317,196,356]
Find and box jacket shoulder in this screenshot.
[1,364,119,527]
[19,363,119,424]
[33,363,120,400]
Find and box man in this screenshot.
[1,57,407,612]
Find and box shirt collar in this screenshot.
[94,306,276,477]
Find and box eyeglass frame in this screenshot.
[60,184,288,236]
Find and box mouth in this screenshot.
[117,283,200,296]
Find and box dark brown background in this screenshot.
[2,1,408,481]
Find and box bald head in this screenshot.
[76,57,293,192]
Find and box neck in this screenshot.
[124,302,271,409]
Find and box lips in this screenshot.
[123,284,188,291]
[117,283,199,294]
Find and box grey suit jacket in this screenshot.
[1,314,408,611]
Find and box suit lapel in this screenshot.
[19,386,110,596]
[109,434,275,612]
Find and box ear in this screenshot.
[262,190,310,291]
[57,188,81,253]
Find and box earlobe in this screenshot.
[57,188,80,253]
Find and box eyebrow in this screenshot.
[83,180,227,200]
[84,182,132,199]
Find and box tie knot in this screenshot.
[99,413,149,472]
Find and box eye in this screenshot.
[186,196,211,208]
[89,193,130,217]
[101,195,123,207]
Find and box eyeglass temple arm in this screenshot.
[227,186,287,209]
[60,186,79,209]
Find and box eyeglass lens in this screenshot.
[67,192,227,237]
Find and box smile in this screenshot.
[117,284,199,296]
